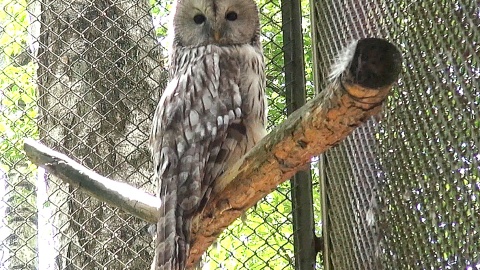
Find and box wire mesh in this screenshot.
[312,0,479,269]
[5,0,477,268]
[0,0,311,269]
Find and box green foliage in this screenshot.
[150,0,172,40]
[0,0,38,173]
[0,1,39,268]
[204,187,294,269]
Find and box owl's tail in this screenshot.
[153,175,190,270]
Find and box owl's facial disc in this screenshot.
[174,0,259,47]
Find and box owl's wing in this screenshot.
[151,48,244,270]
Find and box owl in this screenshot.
[149,0,267,269]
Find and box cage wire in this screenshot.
[1,0,478,269]
[311,0,480,269]
[0,0,314,269]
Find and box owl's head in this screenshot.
[172,0,260,46]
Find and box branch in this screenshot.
[24,38,401,268]
[187,38,401,266]
[24,139,160,223]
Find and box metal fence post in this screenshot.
[281,0,317,269]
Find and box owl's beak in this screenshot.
[213,31,222,42]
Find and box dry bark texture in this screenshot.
[188,38,401,267]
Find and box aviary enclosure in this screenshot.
[0,0,478,269]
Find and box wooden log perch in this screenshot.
[24,38,401,268]
[187,38,401,266]
[24,139,160,223]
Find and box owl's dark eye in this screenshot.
[225,11,238,21]
[193,14,206,24]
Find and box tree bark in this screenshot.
[0,167,37,270]
[36,0,165,268]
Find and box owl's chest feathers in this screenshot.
[170,44,265,120]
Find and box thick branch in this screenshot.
[24,38,401,269]
[187,38,401,266]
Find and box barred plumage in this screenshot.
[150,1,266,269]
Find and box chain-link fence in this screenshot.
[1,0,478,269]
[312,0,480,269]
[1,0,313,269]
